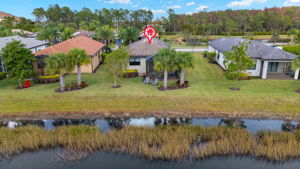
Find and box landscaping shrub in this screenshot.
[238,73,249,80]
[207,52,216,63]
[203,51,209,58]
[0,72,7,80]
[283,45,300,55]
[122,69,138,78]
[35,74,60,84]
[225,72,249,81]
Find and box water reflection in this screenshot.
[0,118,299,134]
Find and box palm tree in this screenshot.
[153,48,177,89]
[45,53,72,91]
[119,26,139,44]
[68,48,90,85]
[292,56,300,80]
[96,25,114,52]
[176,52,194,86]
[37,21,60,45]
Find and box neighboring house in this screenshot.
[127,38,169,76]
[208,37,299,80]
[0,11,19,22]
[34,36,105,75]
[12,29,36,38]
[72,30,95,38]
[0,35,48,72]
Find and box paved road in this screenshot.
[174,48,207,52]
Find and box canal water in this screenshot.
[0,117,299,134]
[0,149,299,169]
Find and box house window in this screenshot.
[129,58,141,66]
[249,59,257,70]
[217,52,220,59]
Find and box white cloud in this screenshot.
[196,5,209,11]
[227,0,267,7]
[186,1,196,6]
[104,0,131,4]
[284,0,300,6]
[169,5,182,9]
[141,7,149,10]
[151,9,165,14]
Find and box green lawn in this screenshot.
[1,53,300,117]
[161,33,291,41]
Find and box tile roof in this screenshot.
[127,38,169,57]
[35,36,105,57]
[0,36,48,50]
[208,37,297,61]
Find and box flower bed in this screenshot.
[158,80,189,91]
[122,69,138,78]
[35,74,60,84]
[55,82,88,93]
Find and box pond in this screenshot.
[0,117,299,134]
[0,149,299,169]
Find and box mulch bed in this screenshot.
[55,86,88,93]
[158,86,189,91]
[295,89,300,94]
[229,87,240,91]
[55,82,89,93]
[112,85,121,89]
[15,87,30,90]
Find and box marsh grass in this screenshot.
[0,125,300,162]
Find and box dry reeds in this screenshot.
[0,125,300,162]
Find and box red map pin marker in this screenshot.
[144,26,157,44]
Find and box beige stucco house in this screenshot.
[127,38,169,76]
[34,36,105,75]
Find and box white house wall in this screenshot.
[31,45,47,53]
[209,45,261,77]
[127,58,147,75]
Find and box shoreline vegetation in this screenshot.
[0,125,300,162]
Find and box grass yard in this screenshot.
[161,33,291,41]
[1,53,300,117]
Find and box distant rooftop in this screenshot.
[0,36,48,50]
[72,30,95,38]
[208,37,297,61]
[128,38,169,57]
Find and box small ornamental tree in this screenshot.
[1,40,36,88]
[45,53,72,91]
[106,47,129,88]
[223,41,254,90]
[68,48,90,85]
[153,48,177,89]
[175,52,194,86]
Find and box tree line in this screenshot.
[162,7,300,35]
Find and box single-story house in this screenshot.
[0,35,48,72]
[208,37,299,80]
[127,38,169,76]
[72,30,95,38]
[34,36,105,75]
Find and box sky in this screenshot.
[0,0,300,19]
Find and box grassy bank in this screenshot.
[161,33,291,41]
[1,53,300,117]
[0,125,300,161]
